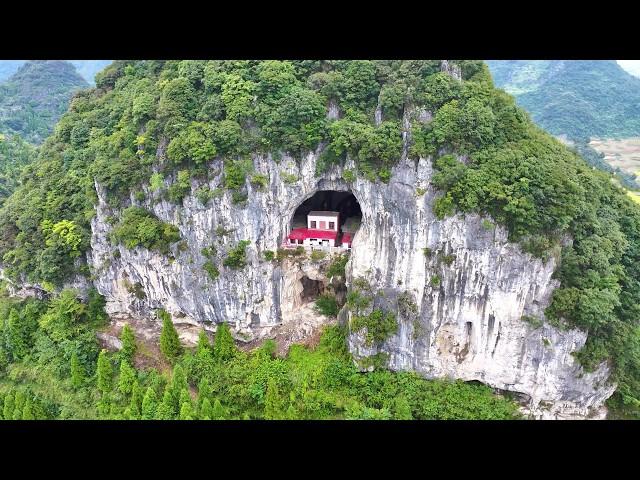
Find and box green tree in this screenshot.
[200,398,213,420]
[141,387,158,420]
[196,330,212,359]
[158,310,183,363]
[120,324,137,364]
[118,360,137,395]
[211,398,227,420]
[6,308,32,359]
[178,388,194,420]
[171,364,189,403]
[96,349,113,394]
[264,378,286,420]
[2,390,14,420]
[12,390,25,420]
[129,381,142,419]
[156,388,176,420]
[197,378,212,407]
[70,351,84,388]
[179,401,195,420]
[21,397,34,420]
[394,396,413,420]
[213,322,236,362]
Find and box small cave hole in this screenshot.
[301,276,324,303]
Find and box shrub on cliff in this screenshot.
[110,207,181,254]
[223,240,251,269]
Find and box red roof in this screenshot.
[288,228,338,241]
[342,233,352,244]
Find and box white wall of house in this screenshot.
[308,212,339,231]
[286,238,337,248]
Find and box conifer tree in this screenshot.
[118,360,137,395]
[285,404,298,420]
[264,378,285,420]
[141,387,158,420]
[12,390,25,420]
[120,324,137,363]
[156,388,176,420]
[97,394,112,418]
[211,398,227,420]
[196,330,212,358]
[0,393,4,420]
[6,309,29,359]
[197,378,211,408]
[2,390,14,420]
[177,387,194,420]
[70,351,84,388]
[179,401,195,420]
[200,398,213,420]
[170,364,188,409]
[213,322,236,362]
[129,381,142,419]
[96,349,113,394]
[179,388,192,411]
[22,397,34,420]
[159,310,183,363]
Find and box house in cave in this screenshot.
[284,211,352,251]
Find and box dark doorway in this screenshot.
[291,190,362,235]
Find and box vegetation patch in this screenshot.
[111,207,180,254]
[223,240,251,269]
[315,294,339,317]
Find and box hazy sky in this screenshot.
[617,60,640,77]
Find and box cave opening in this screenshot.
[286,190,362,250]
[301,276,324,303]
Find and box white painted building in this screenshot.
[307,211,339,232]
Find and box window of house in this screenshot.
[329,221,335,230]
[298,239,304,245]
[310,221,316,228]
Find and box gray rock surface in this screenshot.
[84,137,615,418]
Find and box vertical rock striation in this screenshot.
[87,142,615,418]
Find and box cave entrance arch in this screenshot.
[285,190,362,251]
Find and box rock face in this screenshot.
[87,131,615,419]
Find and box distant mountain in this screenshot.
[486,60,640,141]
[0,60,89,144]
[0,60,112,84]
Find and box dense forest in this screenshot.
[0,61,88,144]
[0,289,520,420]
[0,60,639,418]
[0,134,35,205]
[486,60,640,140]
[487,60,640,190]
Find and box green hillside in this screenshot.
[487,60,640,141]
[0,61,89,144]
[0,134,36,205]
[0,60,639,419]
[0,60,112,85]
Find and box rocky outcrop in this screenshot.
[86,125,615,418]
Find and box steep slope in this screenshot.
[487,60,640,141]
[0,61,88,144]
[1,60,639,418]
[0,134,36,205]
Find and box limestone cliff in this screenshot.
[86,136,615,418]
